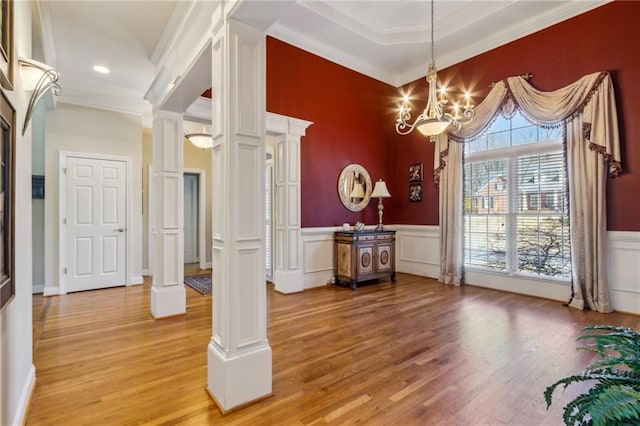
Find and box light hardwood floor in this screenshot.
[28,273,639,425]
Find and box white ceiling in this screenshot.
[35,0,611,118]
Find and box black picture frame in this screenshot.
[409,183,422,202]
[409,162,423,182]
[0,88,15,309]
[32,175,44,199]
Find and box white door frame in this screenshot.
[148,166,207,273]
[148,164,154,276]
[59,151,134,295]
[184,168,207,270]
[265,146,274,281]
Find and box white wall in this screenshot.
[44,103,143,295]
[32,103,45,293]
[301,225,640,315]
[1,2,37,424]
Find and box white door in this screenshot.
[184,173,198,264]
[65,157,127,292]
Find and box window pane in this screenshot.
[512,125,538,146]
[466,136,487,154]
[517,216,571,278]
[539,126,564,142]
[488,130,510,150]
[463,109,571,280]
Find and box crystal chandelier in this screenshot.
[396,0,475,140]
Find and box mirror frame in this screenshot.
[337,163,372,212]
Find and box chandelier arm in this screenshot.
[396,113,430,135]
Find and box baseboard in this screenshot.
[205,262,212,269]
[396,261,439,279]
[303,269,333,289]
[32,283,45,294]
[142,269,150,276]
[12,364,36,426]
[130,276,144,285]
[42,286,60,296]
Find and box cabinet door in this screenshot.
[376,242,393,272]
[336,242,352,278]
[357,245,374,275]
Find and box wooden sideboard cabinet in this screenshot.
[334,230,396,289]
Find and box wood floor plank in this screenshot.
[26,272,640,425]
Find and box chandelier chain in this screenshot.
[430,0,435,67]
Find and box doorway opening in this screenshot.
[184,172,199,265]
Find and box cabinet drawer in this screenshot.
[356,235,375,241]
[376,234,394,240]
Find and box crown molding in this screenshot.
[397,0,613,86]
[145,1,217,109]
[268,22,397,86]
[184,96,212,123]
[58,87,150,118]
[150,1,191,67]
[34,0,58,68]
[273,0,613,88]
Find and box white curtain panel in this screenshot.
[434,72,621,312]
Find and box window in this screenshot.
[463,111,571,280]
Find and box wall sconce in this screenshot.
[19,57,61,136]
[371,179,391,230]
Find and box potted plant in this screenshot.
[545,325,640,425]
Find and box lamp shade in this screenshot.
[349,182,365,199]
[371,180,391,198]
[186,133,213,149]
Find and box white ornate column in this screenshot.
[207,17,271,412]
[267,113,312,294]
[150,110,185,318]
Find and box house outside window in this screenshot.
[463,110,571,280]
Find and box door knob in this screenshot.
[114,227,126,232]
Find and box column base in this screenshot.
[207,341,272,412]
[274,269,304,294]
[151,284,186,318]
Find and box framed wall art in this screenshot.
[409,162,423,182]
[0,88,15,309]
[409,183,422,202]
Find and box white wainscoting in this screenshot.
[301,226,640,314]
[608,231,640,314]
[394,225,440,278]
[301,225,440,289]
[301,227,339,289]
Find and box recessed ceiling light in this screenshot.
[93,65,110,74]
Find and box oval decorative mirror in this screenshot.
[337,164,372,212]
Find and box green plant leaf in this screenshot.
[545,325,640,426]
[589,385,640,426]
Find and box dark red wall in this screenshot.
[267,37,399,228]
[267,1,640,231]
[396,0,640,230]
